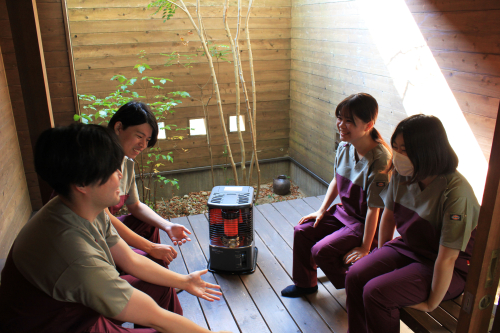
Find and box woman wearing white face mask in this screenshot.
[345,114,479,333]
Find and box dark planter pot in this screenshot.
[273,175,290,195]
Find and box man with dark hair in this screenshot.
[0,124,228,333]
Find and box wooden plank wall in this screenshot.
[36,0,78,128]
[0,45,32,269]
[0,0,39,209]
[290,0,500,182]
[66,0,291,173]
[0,0,76,209]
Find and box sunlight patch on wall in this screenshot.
[356,0,487,202]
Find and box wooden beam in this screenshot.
[6,0,54,204]
[457,102,500,332]
[60,0,80,118]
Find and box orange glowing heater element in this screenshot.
[224,218,238,237]
[222,209,240,237]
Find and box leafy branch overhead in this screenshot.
[146,0,262,198]
[148,0,177,22]
[75,51,189,212]
[75,55,189,125]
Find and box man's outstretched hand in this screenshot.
[184,269,222,302]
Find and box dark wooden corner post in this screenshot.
[457,102,500,333]
[6,0,54,204]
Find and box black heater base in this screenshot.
[208,246,258,275]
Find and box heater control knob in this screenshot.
[221,235,240,248]
[227,238,240,248]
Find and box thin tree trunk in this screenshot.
[223,0,246,185]
[161,0,239,185]
[200,86,215,188]
[243,0,260,199]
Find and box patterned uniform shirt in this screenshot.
[382,171,479,275]
[330,142,391,236]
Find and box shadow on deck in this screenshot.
[161,196,414,333]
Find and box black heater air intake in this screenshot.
[207,186,257,274]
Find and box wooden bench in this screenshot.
[401,296,463,333]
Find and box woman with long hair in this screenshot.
[345,114,479,333]
[282,93,392,297]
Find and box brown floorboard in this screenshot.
[161,197,414,333]
[159,229,209,329]
[170,216,240,333]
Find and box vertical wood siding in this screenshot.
[290,0,500,182]
[0,45,32,267]
[0,0,76,209]
[0,0,41,209]
[66,0,291,171]
[37,0,78,127]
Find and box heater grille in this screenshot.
[237,193,251,204]
[209,207,253,248]
[211,193,224,204]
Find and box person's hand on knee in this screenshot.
[148,243,177,264]
[343,246,370,265]
[298,210,326,227]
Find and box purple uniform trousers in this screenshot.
[345,245,465,333]
[85,274,183,333]
[0,250,182,333]
[293,216,362,289]
[118,214,159,244]
[117,214,169,271]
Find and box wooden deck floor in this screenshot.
[160,196,414,333]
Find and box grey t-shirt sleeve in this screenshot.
[125,178,140,206]
[124,159,140,206]
[440,196,477,251]
[104,213,122,248]
[366,157,391,208]
[334,142,346,177]
[52,256,134,317]
[381,172,397,211]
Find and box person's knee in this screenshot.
[293,223,312,240]
[362,278,389,308]
[345,260,368,290]
[311,243,325,263]
[311,242,341,268]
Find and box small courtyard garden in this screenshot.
[116,181,306,219]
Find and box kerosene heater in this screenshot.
[207,186,257,274]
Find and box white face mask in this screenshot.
[393,151,414,177]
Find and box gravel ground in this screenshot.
[148,181,307,219]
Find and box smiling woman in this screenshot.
[102,101,193,272]
[114,122,153,159]
[281,93,392,298]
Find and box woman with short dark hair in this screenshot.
[345,114,479,333]
[106,101,191,268]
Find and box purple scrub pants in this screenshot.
[85,274,182,333]
[345,245,465,333]
[119,214,160,244]
[0,250,182,333]
[117,214,169,270]
[293,217,362,289]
